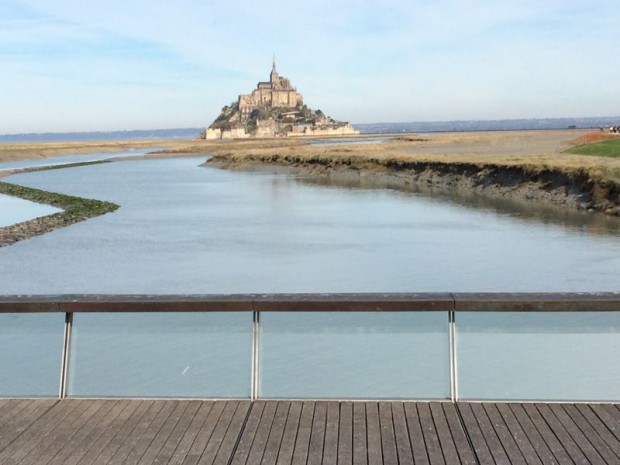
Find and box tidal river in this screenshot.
[1,155,620,294]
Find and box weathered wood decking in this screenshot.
[1,399,620,464]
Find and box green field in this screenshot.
[567,139,620,158]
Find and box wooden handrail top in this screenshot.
[0,292,619,312]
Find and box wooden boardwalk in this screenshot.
[1,399,620,464]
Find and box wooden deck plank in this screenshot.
[0,398,84,464]
[151,401,203,465]
[0,399,32,425]
[323,401,340,465]
[261,401,291,465]
[63,400,134,465]
[4,399,620,465]
[180,400,227,465]
[379,402,398,465]
[230,401,264,465]
[589,404,620,443]
[469,402,510,465]
[166,401,215,465]
[508,403,560,465]
[21,399,107,465]
[136,401,190,465]
[533,404,590,465]
[71,399,145,465]
[416,402,445,465]
[429,402,460,465]
[196,401,241,465]
[14,400,92,465]
[456,403,494,465]
[211,401,251,465]
[442,404,477,465]
[604,404,620,422]
[494,403,543,465]
[0,398,23,416]
[483,403,528,465]
[391,403,414,465]
[291,401,315,465]
[338,402,353,465]
[0,399,10,412]
[546,404,606,465]
[574,404,620,460]
[352,402,367,465]
[365,402,382,465]
[84,400,157,465]
[245,401,279,465]
[307,402,327,465]
[275,401,302,465]
[590,404,620,440]
[0,400,57,454]
[519,403,576,465]
[0,399,57,453]
[45,400,119,465]
[105,399,172,465]
[563,404,620,465]
[403,402,430,465]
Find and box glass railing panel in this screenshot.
[68,312,252,398]
[259,312,450,399]
[0,313,65,397]
[457,312,620,401]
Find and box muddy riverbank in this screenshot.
[207,154,620,216]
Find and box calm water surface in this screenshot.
[0,193,63,227]
[1,156,619,293]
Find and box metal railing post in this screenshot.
[449,310,458,402]
[59,312,73,399]
[251,310,260,400]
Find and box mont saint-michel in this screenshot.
[203,60,359,139]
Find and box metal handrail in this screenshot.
[0,292,619,312]
[1,292,620,401]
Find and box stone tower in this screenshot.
[237,59,303,122]
[270,56,279,84]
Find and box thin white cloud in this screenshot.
[1,0,619,131]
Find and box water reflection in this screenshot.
[294,171,620,236]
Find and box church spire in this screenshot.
[270,54,279,83]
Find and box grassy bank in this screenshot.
[567,139,620,158]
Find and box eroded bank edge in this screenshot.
[206,154,620,216]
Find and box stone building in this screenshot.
[204,60,358,139]
[237,59,303,122]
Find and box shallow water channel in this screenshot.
[1,155,619,294]
[0,194,63,227]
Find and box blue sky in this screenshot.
[1,0,619,133]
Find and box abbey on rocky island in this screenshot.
[204,60,359,139]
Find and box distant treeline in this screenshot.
[3,117,620,143]
[0,128,204,144]
[355,117,620,134]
